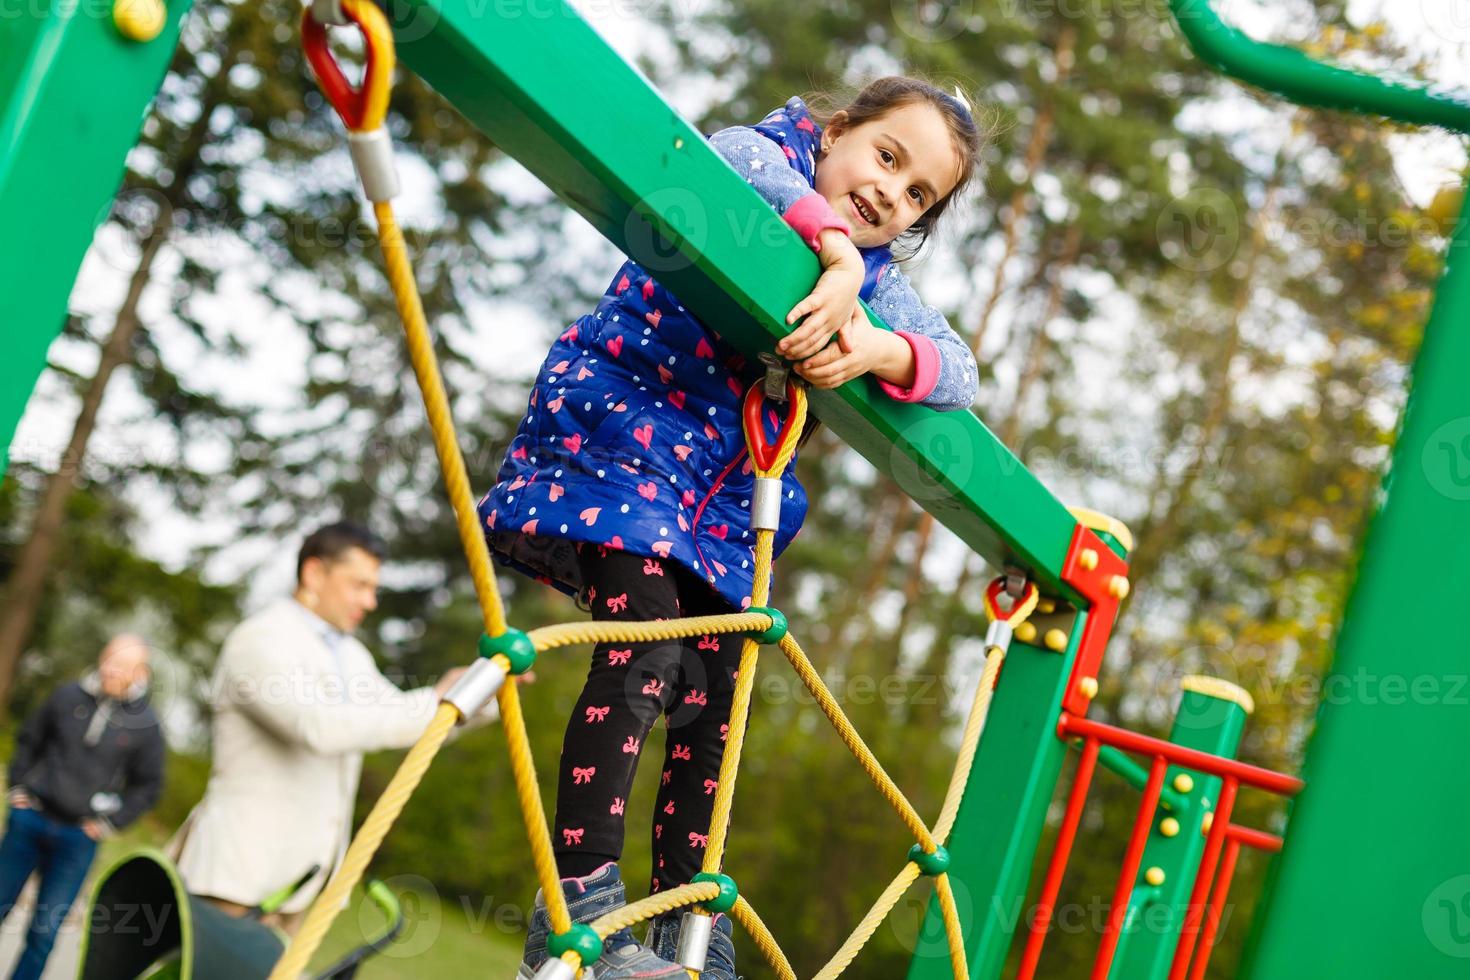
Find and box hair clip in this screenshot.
[951,85,974,115]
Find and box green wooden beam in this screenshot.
[0,0,191,479]
[392,0,1084,595]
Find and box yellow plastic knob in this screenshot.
[1173,773,1194,794]
[1078,676,1099,699]
[1079,548,1098,570]
[1015,622,1037,644]
[1145,866,1166,886]
[114,0,166,42]
[1159,817,1180,837]
[1044,629,1068,652]
[1108,575,1131,599]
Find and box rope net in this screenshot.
[271,4,1042,975]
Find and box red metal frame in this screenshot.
[1058,524,1130,714]
[1018,713,1302,980]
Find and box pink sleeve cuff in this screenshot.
[876,332,941,403]
[783,192,851,251]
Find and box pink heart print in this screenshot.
[651,541,673,558]
[633,425,654,450]
[551,360,571,373]
[638,482,658,502]
[607,335,624,357]
[642,279,656,300]
[580,507,601,526]
[547,397,564,413]
[549,484,564,501]
[521,519,538,534]
[645,310,662,328]
[563,434,582,454]
[674,445,693,461]
[669,390,686,410]
[696,338,714,359]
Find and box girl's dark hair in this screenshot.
[795,77,996,449]
[807,75,998,262]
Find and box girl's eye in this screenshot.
[908,188,924,204]
[879,149,894,165]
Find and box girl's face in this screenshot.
[813,101,964,250]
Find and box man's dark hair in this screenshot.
[296,522,388,582]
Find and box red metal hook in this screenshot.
[742,379,802,472]
[301,4,381,131]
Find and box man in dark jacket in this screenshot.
[0,634,165,980]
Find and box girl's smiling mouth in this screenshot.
[850,193,879,226]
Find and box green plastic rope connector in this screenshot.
[478,628,536,675]
[744,606,788,644]
[546,922,603,965]
[691,871,739,913]
[908,843,951,876]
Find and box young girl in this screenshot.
[481,76,983,980]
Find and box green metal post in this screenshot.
[1111,680,1251,978]
[0,0,191,479]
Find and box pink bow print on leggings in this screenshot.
[689,832,709,848]
[585,705,610,723]
[562,828,585,846]
[572,766,596,784]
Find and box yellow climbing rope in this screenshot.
[275,5,1045,977]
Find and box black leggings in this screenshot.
[552,543,741,893]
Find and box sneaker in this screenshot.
[518,862,688,979]
[646,908,737,980]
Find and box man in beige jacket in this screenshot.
[171,522,492,932]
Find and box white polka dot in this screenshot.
[741,560,748,569]
[740,500,749,508]
[584,402,592,410]
[659,527,668,536]
[644,328,652,335]
[633,458,641,465]
[668,356,677,365]
[560,524,568,532]
[703,469,712,476]
[788,490,794,498]
[685,432,693,439]
[507,495,514,502]
[707,407,716,416]
[555,469,563,477]
[597,469,605,477]
[641,339,649,345]
[530,456,537,464]
[606,402,615,409]
[549,376,558,384]
[621,504,629,513]
[655,402,663,408]
[707,366,716,373]
[669,475,677,483]
[529,507,537,515]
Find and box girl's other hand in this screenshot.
[793,304,897,390]
[781,229,863,362]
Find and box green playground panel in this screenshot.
[0,0,193,476]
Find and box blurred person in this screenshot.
[0,634,164,980]
[171,521,500,934]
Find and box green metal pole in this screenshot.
[1110,679,1252,978]
[0,0,191,480]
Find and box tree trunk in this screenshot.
[0,214,171,710]
[1127,182,1279,590]
[0,42,234,714]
